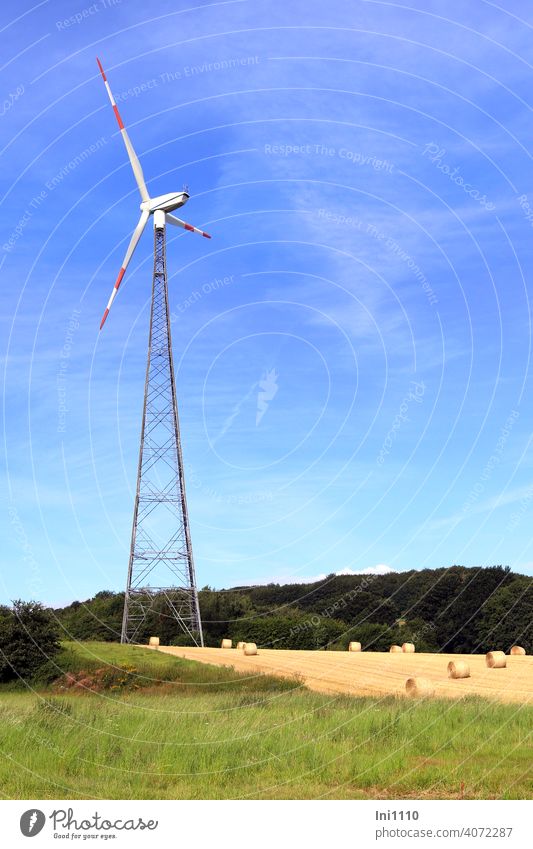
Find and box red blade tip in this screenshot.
[99,308,109,330]
[96,57,106,81]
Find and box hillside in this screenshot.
[54,565,532,654]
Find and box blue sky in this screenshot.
[2,0,533,606]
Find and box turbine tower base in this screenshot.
[121,221,203,646]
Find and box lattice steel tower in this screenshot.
[120,220,204,645]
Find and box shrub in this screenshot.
[0,601,61,683]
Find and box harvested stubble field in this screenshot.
[157,646,533,704]
[0,642,531,799]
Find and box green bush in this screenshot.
[0,601,61,683]
[232,614,346,649]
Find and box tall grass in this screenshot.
[0,642,530,800]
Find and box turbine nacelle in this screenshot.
[142,191,190,214]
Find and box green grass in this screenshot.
[0,642,530,799]
[33,641,298,694]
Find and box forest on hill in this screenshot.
[53,565,532,654]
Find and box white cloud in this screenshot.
[422,483,533,533]
[339,564,393,576]
[244,563,393,586]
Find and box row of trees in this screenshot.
[54,565,532,653]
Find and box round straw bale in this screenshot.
[389,644,402,653]
[220,638,232,649]
[405,677,434,698]
[348,641,361,652]
[486,650,506,668]
[236,641,246,650]
[510,645,526,656]
[447,660,470,679]
[243,642,258,655]
[148,636,159,648]
[402,642,415,653]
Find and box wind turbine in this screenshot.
[96,57,211,329]
[96,58,209,645]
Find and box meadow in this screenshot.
[0,642,530,799]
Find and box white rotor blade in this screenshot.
[100,210,150,330]
[166,213,211,239]
[97,58,149,203]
